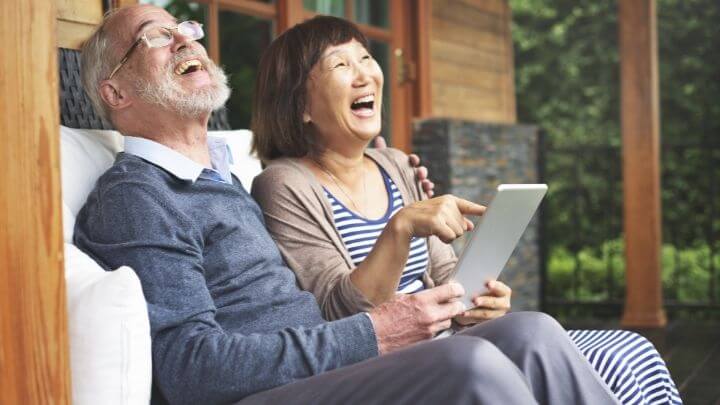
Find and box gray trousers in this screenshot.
[240,312,620,405]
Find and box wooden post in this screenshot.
[276,0,304,33]
[0,0,71,403]
[414,0,433,119]
[208,0,221,62]
[619,0,667,328]
[389,0,412,153]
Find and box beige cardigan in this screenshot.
[251,148,458,321]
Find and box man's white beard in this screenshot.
[133,53,231,119]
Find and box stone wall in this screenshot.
[412,119,541,311]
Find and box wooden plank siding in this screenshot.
[429,0,516,123]
[1,0,71,402]
[57,0,105,49]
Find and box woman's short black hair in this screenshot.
[251,15,369,162]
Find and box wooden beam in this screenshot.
[388,0,411,153]
[501,1,516,123]
[218,0,276,20]
[208,0,220,63]
[113,0,139,8]
[414,0,433,118]
[357,22,392,42]
[344,0,354,21]
[619,0,667,328]
[277,0,305,33]
[1,0,71,403]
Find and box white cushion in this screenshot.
[62,202,76,244]
[60,126,124,218]
[209,129,262,190]
[64,243,152,405]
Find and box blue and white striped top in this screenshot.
[323,167,429,294]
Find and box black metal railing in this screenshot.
[538,131,720,318]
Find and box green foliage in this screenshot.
[511,0,620,147]
[510,0,720,145]
[657,0,720,143]
[547,240,625,301]
[511,0,720,308]
[549,239,720,303]
[217,12,272,129]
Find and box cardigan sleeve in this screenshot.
[377,148,459,286]
[251,164,376,321]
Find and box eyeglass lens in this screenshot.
[145,21,204,48]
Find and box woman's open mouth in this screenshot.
[350,93,375,117]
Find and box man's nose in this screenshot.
[170,29,192,53]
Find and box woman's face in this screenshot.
[304,39,383,148]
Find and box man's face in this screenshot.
[108,5,230,118]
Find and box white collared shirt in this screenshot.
[123,135,234,184]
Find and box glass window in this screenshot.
[369,40,391,144]
[141,0,209,48]
[303,0,344,17]
[355,0,388,28]
[218,11,273,129]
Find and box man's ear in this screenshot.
[99,80,132,111]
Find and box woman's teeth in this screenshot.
[351,94,375,110]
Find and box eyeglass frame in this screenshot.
[106,20,204,80]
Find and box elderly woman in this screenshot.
[250,16,681,405]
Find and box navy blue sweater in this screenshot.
[74,153,378,404]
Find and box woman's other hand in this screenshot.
[454,280,512,326]
[389,195,486,243]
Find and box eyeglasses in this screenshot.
[107,20,204,80]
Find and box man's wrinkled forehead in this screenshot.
[107,5,177,46]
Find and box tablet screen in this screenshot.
[453,184,547,307]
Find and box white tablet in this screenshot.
[453,184,547,307]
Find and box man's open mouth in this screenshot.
[174,59,205,75]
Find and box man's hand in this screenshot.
[373,136,435,197]
[454,280,512,326]
[389,195,486,244]
[368,282,467,354]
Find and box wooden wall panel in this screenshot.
[429,0,516,123]
[0,0,71,402]
[58,19,98,50]
[58,0,104,23]
[57,0,105,49]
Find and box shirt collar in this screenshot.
[123,136,233,184]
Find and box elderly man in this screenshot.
[74,4,618,405]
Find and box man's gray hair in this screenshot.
[80,8,121,124]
